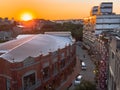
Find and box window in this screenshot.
[6,79,11,90]
[61,53,65,60]
[43,67,50,80]
[53,62,58,74]
[67,49,70,56]
[60,59,65,69]
[23,73,36,90]
[112,52,114,59]
[52,51,58,57]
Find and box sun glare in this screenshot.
[20,13,33,21]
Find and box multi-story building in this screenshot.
[90,2,113,16]
[0,17,21,40]
[84,14,120,34]
[0,32,76,90]
[0,17,14,25]
[98,2,113,15]
[83,2,120,90]
[84,2,120,35]
[95,15,120,34]
[90,6,99,16]
[108,36,120,90]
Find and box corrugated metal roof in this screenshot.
[0,34,73,63]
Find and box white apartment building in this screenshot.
[98,2,113,15]
[90,6,98,16]
[84,14,120,35]
[95,14,120,34]
[90,2,113,16]
[84,2,120,35]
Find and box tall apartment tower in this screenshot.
[98,2,113,15]
[90,6,99,16]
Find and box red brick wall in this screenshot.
[0,59,12,90]
[0,44,76,90]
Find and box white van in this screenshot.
[81,61,86,70]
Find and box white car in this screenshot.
[74,74,83,85]
[81,61,87,70]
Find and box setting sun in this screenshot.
[20,13,33,21]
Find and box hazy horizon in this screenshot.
[0,0,120,20]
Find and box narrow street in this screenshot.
[69,42,95,90]
[79,47,95,83]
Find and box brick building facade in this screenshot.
[0,33,76,90]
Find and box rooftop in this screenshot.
[0,34,73,63]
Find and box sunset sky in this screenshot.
[0,0,120,20]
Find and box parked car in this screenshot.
[81,61,87,70]
[74,74,83,85]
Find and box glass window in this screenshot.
[61,53,65,60]
[6,79,11,90]
[60,59,65,69]
[43,67,50,80]
[53,62,58,74]
[23,73,35,90]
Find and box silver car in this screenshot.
[74,74,83,85]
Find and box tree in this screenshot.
[61,22,83,41]
[75,80,96,90]
[20,20,83,41]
